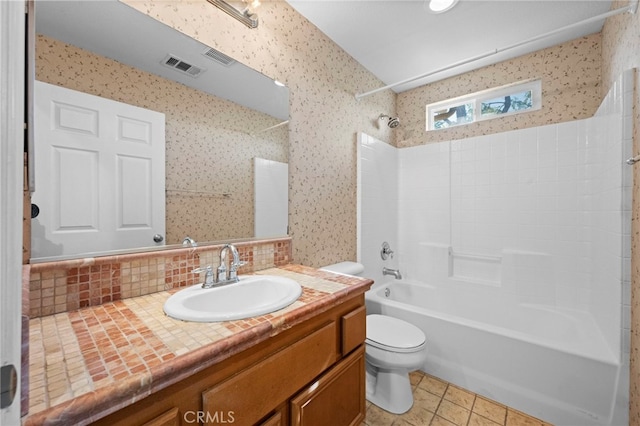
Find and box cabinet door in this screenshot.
[202,322,337,426]
[341,306,366,355]
[290,346,365,426]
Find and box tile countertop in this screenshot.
[23,264,373,426]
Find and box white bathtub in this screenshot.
[365,280,622,426]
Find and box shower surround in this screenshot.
[357,70,633,425]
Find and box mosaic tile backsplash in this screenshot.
[28,238,291,318]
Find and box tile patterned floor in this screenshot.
[362,371,553,426]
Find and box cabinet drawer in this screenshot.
[202,321,337,426]
[290,345,365,426]
[341,305,366,355]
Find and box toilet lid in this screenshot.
[366,314,426,352]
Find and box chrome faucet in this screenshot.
[382,267,402,280]
[182,236,197,247]
[191,244,246,288]
[217,244,242,284]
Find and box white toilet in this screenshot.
[320,262,428,414]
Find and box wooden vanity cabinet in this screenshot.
[290,346,365,426]
[91,292,367,426]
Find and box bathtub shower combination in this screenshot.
[357,71,633,426]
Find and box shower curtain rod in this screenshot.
[354,1,638,100]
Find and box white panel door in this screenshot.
[32,81,165,258]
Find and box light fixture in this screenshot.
[428,0,459,13]
[207,0,260,29]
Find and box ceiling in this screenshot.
[287,0,617,94]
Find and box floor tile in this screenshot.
[398,403,435,426]
[365,402,397,426]
[392,419,419,426]
[410,371,424,388]
[472,396,507,424]
[413,386,443,413]
[417,375,448,397]
[506,409,546,426]
[468,412,503,426]
[436,399,471,426]
[430,415,458,426]
[362,372,552,426]
[443,384,475,410]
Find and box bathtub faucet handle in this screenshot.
[381,241,394,260]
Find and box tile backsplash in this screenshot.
[27,238,291,318]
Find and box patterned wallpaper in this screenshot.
[35,35,287,246]
[396,34,603,148]
[601,1,640,423]
[121,0,397,268]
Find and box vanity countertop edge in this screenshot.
[22,264,373,426]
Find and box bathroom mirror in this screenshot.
[31,0,289,261]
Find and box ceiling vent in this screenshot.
[202,47,236,67]
[161,55,204,77]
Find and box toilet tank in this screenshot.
[320,261,365,276]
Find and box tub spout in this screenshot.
[382,267,402,280]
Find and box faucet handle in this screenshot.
[381,241,394,260]
[227,260,247,282]
[192,266,215,288]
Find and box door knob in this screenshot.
[153,234,164,243]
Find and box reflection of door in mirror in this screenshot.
[254,158,289,238]
[31,81,166,259]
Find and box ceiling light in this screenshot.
[428,0,459,13]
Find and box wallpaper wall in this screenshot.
[35,35,288,247]
[121,0,397,268]
[396,33,603,148]
[601,1,640,423]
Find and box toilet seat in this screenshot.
[366,314,426,353]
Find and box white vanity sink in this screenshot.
[163,275,302,322]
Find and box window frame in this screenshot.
[426,79,542,131]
